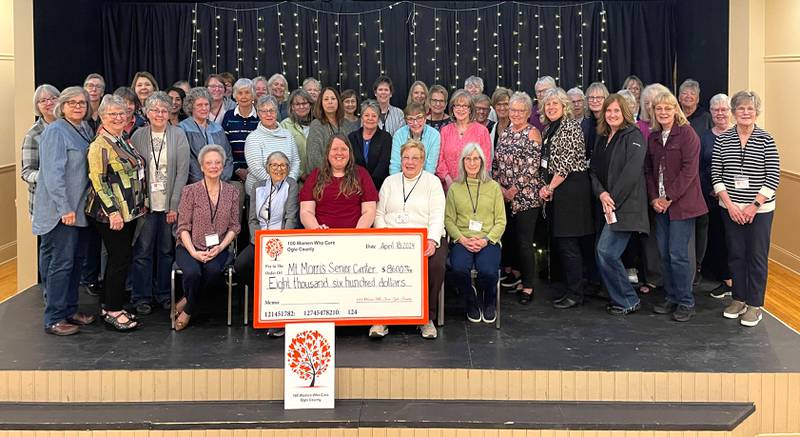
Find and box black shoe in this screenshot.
[160,301,172,311]
[135,302,153,316]
[672,304,696,322]
[518,290,533,305]
[652,300,678,315]
[467,306,482,323]
[554,297,582,309]
[482,305,496,323]
[710,283,732,299]
[693,269,702,286]
[606,302,641,316]
[84,282,103,297]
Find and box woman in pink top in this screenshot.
[436,89,492,190]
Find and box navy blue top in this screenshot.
[221,106,260,174]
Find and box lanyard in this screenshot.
[379,110,389,128]
[465,180,481,216]
[192,119,211,143]
[150,128,166,170]
[266,179,284,222]
[203,178,219,225]
[69,122,91,143]
[408,125,424,141]
[401,173,423,210]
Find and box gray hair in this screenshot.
[232,78,255,97]
[508,91,533,113]
[617,89,638,115]
[144,91,172,112]
[586,82,609,98]
[456,142,491,183]
[83,73,106,90]
[252,76,268,88]
[97,94,127,116]
[302,77,321,91]
[639,83,670,122]
[679,79,701,96]
[256,94,279,112]
[491,87,512,107]
[183,87,211,116]
[464,75,484,92]
[33,84,60,117]
[567,87,585,114]
[361,99,380,117]
[449,89,476,121]
[54,86,92,120]
[539,87,573,124]
[268,74,288,99]
[471,93,491,106]
[709,93,730,109]
[267,150,290,166]
[198,144,227,166]
[535,76,557,89]
[730,90,762,116]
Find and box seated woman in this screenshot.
[374,139,446,339]
[348,99,392,190]
[174,144,241,331]
[299,134,378,230]
[445,143,506,324]
[235,151,298,337]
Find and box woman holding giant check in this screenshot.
[374,139,446,339]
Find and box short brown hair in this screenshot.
[131,71,159,92]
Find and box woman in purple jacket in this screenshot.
[645,91,708,322]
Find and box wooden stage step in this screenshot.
[0,399,755,432]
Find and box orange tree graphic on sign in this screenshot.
[265,238,283,261]
[287,330,332,387]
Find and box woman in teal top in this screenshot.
[445,143,506,324]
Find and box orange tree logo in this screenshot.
[287,330,332,387]
[265,238,283,261]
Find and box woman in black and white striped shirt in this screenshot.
[711,90,780,327]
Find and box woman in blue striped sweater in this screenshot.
[711,91,780,327]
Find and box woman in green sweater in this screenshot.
[445,143,506,324]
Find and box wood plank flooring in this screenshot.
[0,258,797,331]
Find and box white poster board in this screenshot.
[284,322,335,409]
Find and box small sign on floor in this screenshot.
[284,322,335,409]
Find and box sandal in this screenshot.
[104,310,138,331]
[101,308,137,321]
[175,311,191,331]
[172,298,187,318]
[639,283,657,294]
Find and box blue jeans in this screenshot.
[449,242,501,311]
[40,223,87,327]
[175,245,230,316]
[654,214,695,307]
[596,224,640,309]
[131,212,175,305]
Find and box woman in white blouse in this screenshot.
[374,139,446,340]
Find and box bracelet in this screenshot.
[545,185,553,194]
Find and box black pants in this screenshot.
[513,208,540,289]
[695,213,709,270]
[705,204,730,280]
[92,218,137,312]
[722,210,773,307]
[175,245,229,315]
[555,236,584,300]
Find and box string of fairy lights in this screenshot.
[189,1,610,90]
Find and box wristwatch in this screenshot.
[753,200,762,207]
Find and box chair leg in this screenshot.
[437,282,445,327]
[227,267,233,326]
[496,270,501,330]
[244,284,249,326]
[170,269,176,330]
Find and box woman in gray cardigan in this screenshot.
[235,151,298,337]
[129,92,190,315]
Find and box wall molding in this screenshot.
[0,241,15,264]
[781,169,800,183]
[0,163,15,174]
[0,53,13,61]
[770,243,800,275]
[764,54,800,63]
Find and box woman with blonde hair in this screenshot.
[407,81,430,111]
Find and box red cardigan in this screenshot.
[645,123,708,221]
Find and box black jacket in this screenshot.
[589,125,649,234]
[349,127,392,190]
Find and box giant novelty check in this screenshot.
[253,228,428,328]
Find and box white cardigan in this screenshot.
[375,170,445,243]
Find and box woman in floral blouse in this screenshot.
[492,92,543,304]
[538,88,595,310]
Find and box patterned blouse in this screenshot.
[176,180,241,251]
[492,125,544,214]
[85,130,148,223]
[542,117,587,177]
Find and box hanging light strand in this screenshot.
[277,4,287,75]
[578,5,585,86]
[234,12,241,75]
[411,3,418,79]
[254,11,263,74]
[454,10,460,87]
[495,5,501,84]
[335,14,343,88]
[432,10,440,83]
[294,5,301,86]
[599,2,608,83]
[473,10,480,76]
[514,3,521,88]
[556,7,562,85]
[378,10,385,75]
[535,7,541,76]
[356,16,364,96]
[213,9,220,73]
[314,11,320,79]
[191,5,200,84]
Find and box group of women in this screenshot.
[22,70,780,338]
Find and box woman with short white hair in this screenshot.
[566,87,586,121]
[245,95,300,195]
[21,84,60,217]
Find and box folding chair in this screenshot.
[438,268,501,329]
[170,243,237,329]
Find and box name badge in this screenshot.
[205,233,220,248]
[734,175,750,189]
[396,212,410,224]
[151,181,166,192]
[468,219,483,232]
[604,211,618,225]
[138,168,145,180]
[540,159,548,169]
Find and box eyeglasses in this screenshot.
[292,102,311,107]
[38,96,58,105]
[207,84,224,90]
[269,163,288,169]
[85,84,103,90]
[587,96,605,101]
[495,102,509,107]
[258,108,278,115]
[65,100,87,108]
[453,104,470,110]
[147,108,169,115]
[106,112,128,119]
[475,107,490,113]
[430,98,445,104]
[509,108,527,114]
[711,108,730,113]
[401,156,423,162]
[405,115,425,123]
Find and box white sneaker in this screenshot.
[369,324,389,338]
[419,321,438,339]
